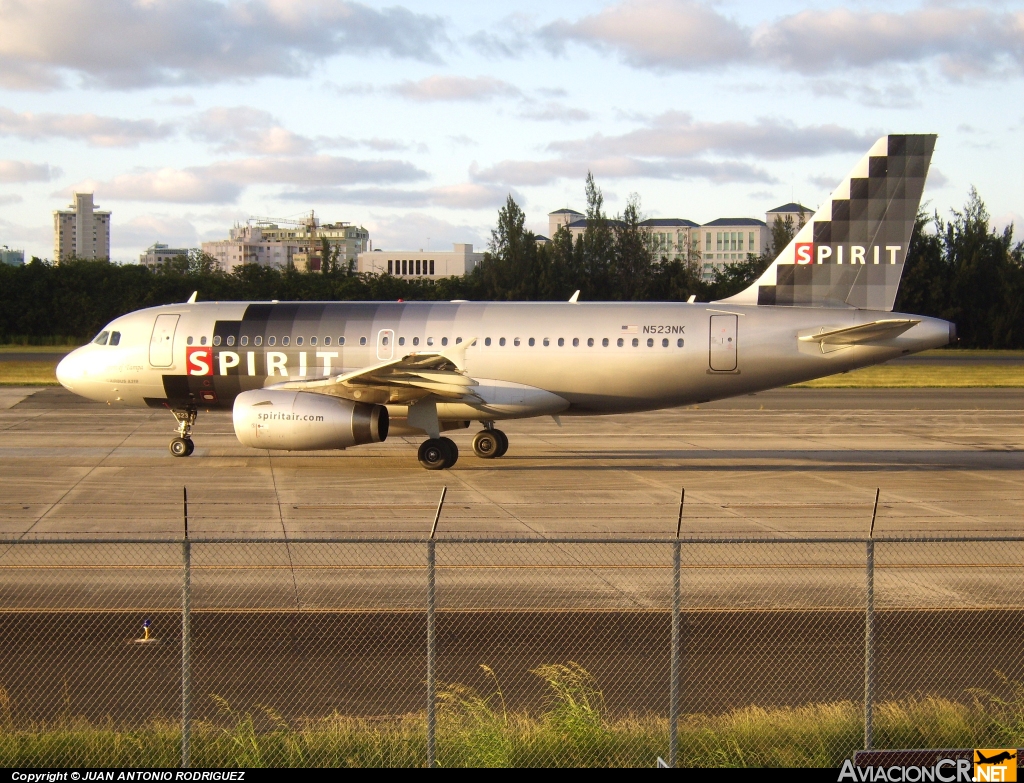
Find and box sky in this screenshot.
[0,0,1022,263]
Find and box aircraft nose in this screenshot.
[55,350,79,391]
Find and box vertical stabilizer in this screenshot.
[720,134,936,310]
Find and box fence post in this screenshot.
[864,488,879,751]
[426,487,445,768]
[669,488,684,767]
[181,486,192,768]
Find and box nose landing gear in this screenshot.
[169,407,197,458]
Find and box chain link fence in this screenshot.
[0,530,1021,767]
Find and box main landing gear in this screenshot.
[471,425,508,459]
[418,437,459,470]
[169,407,197,458]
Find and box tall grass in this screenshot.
[1,669,1022,768]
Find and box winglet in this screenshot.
[187,291,198,304]
[437,337,475,371]
[568,290,580,304]
[687,295,696,303]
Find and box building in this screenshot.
[1,245,24,266]
[548,208,583,239]
[139,243,190,268]
[357,243,482,278]
[53,193,110,261]
[641,218,701,260]
[766,202,812,231]
[698,218,769,280]
[201,217,369,273]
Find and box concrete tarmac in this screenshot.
[0,386,1020,537]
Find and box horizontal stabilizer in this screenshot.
[799,319,920,346]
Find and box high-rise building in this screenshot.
[139,243,191,268]
[1,245,25,266]
[53,193,111,262]
[202,218,369,273]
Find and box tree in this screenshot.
[473,194,540,300]
[611,194,654,300]
[581,172,615,299]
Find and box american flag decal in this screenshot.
[621,325,638,334]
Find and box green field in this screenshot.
[0,360,60,386]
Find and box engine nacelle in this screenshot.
[233,389,388,450]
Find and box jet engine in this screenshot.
[233,389,388,450]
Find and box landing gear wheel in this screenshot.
[472,430,500,458]
[169,407,198,458]
[419,437,459,470]
[494,429,509,457]
[169,437,191,457]
[439,437,458,467]
[184,438,195,456]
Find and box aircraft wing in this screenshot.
[799,319,920,347]
[269,348,481,405]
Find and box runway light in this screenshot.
[134,618,159,645]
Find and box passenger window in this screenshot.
[226,336,235,347]
[323,336,330,346]
[558,338,564,347]
[441,337,448,346]
[662,338,669,347]
[240,336,249,346]
[359,337,367,346]
[296,336,303,346]
[677,338,684,347]
[213,336,221,346]
[456,337,462,344]
[254,336,263,346]
[381,336,389,346]
[587,338,594,347]
[282,336,290,346]
[310,336,317,346]
[186,336,193,346]
[529,338,535,347]
[647,338,654,347]
[109,332,121,346]
[339,337,346,345]
[93,331,110,345]
[572,338,579,347]
[499,338,506,346]
[201,336,207,345]
[602,338,609,347]
[268,336,276,346]
[426,337,433,346]
[513,338,520,347]
[543,338,550,347]
[413,337,419,346]
[633,338,639,347]
[484,337,491,346]
[617,338,624,347]
[398,337,405,346]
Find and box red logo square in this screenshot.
[186,346,213,376]
[795,242,814,264]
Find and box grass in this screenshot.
[0,668,1022,768]
[791,364,1024,388]
[0,361,60,386]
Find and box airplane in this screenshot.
[976,751,1016,765]
[56,134,954,470]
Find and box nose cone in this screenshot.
[55,350,80,391]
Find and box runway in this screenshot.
[0,386,1020,537]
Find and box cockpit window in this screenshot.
[109,332,121,346]
[92,331,109,345]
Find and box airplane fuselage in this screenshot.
[57,300,954,419]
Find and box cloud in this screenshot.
[392,75,522,102]
[539,0,749,70]
[279,182,516,210]
[547,114,877,160]
[113,214,201,251]
[471,156,774,187]
[0,160,61,183]
[0,194,23,205]
[81,154,429,203]
[518,103,591,122]
[992,211,1023,235]
[925,168,950,189]
[364,212,488,252]
[806,79,921,109]
[807,174,840,190]
[536,1,1024,80]
[0,107,176,147]
[0,0,447,90]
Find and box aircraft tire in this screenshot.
[169,437,190,457]
[494,430,509,458]
[439,437,459,467]
[418,438,449,470]
[472,430,500,458]
[184,438,195,456]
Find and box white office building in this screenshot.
[53,193,110,262]
[139,243,191,268]
[358,243,483,278]
[202,219,369,273]
[1,245,24,266]
[698,218,769,280]
[766,202,812,231]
